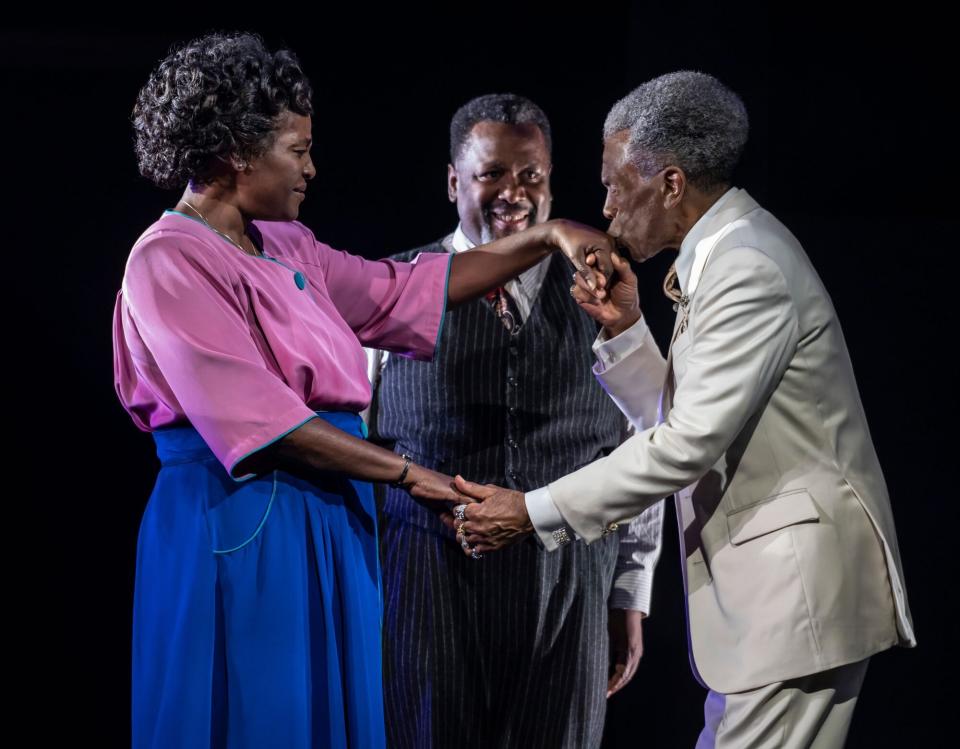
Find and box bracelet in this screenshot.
[391,454,412,487]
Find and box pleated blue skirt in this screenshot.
[132,412,385,748]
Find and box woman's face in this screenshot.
[238,111,316,221]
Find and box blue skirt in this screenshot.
[132,412,385,749]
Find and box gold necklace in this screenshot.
[179,200,260,257]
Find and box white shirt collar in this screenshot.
[674,186,739,297]
[451,224,476,253]
[448,223,550,323]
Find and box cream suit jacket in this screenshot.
[549,189,915,693]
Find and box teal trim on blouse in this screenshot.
[164,210,307,291]
[229,414,319,482]
[164,208,203,224]
[432,254,453,360]
[164,209,261,256]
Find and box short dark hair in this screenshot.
[133,31,313,189]
[449,93,552,163]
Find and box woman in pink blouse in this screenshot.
[114,32,612,749]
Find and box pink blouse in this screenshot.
[113,211,450,478]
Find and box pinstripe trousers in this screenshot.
[381,516,618,749]
[376,242,628,747]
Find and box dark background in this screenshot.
[8,8,955,747]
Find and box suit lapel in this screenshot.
[658,309,687,422]
[660,306,709,686]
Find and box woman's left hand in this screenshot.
[404,464,470,504]
[547,219,617,296]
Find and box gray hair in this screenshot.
[603,71,748,191]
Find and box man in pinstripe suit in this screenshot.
[367,94,664,748]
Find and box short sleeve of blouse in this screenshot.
[120,229,318,479]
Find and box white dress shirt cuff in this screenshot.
[609,568,654,614]
[525,486,576,551]
[592,316,652,373]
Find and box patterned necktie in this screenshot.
[485,285,523,335]
[663,263,689,335]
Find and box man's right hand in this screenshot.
[572,250,642,338]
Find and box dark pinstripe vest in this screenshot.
[377,237,624,530]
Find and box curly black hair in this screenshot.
[449,93,552,164]
[133,32,313,189]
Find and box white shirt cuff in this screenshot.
[609,568,654,614]
[592,316,651,373]
[525,486,574,551]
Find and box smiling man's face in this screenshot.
[448,121,552,245]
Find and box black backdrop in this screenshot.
[8,8,955,746]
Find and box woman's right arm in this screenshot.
[122,233,464,505]
[247,418,465,503]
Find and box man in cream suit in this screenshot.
[453,71,915,747]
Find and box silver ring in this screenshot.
[453,504,468,522]
[471,548,483,560]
